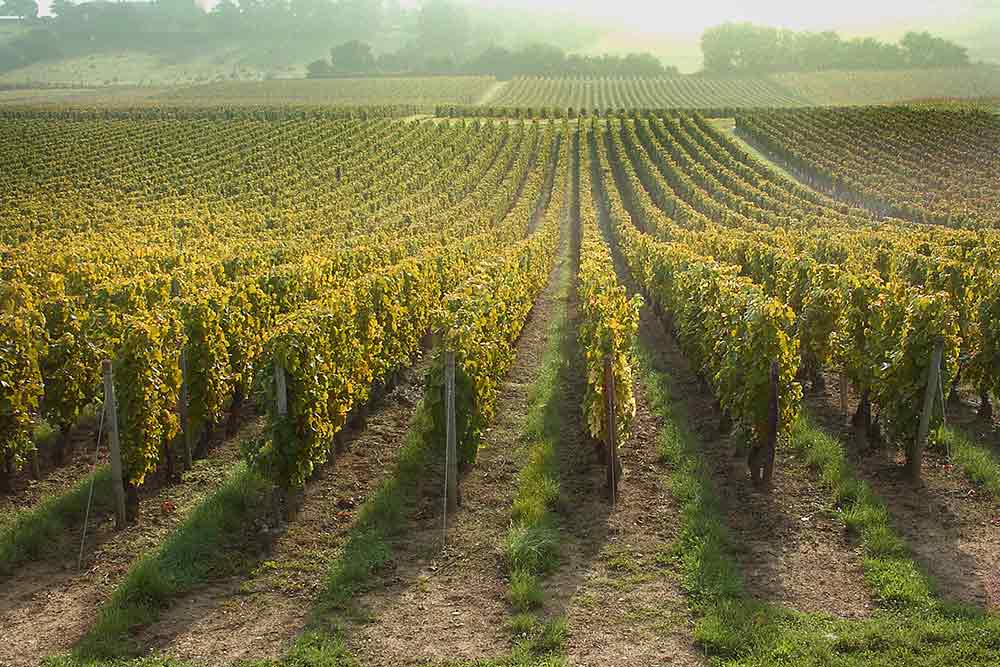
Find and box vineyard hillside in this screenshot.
[772,65,1000,106]
[1,107,999,667]
[6,66,1000,111]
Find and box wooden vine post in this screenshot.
[444,350,459,515]
[29,449,41,480]
[908,339,944,482]
[840,369,849,418]
[275,363,288,418]
[763,361,779,489]
[101,359,128,529]
[603,356,621,502]
[179,350,193,469]
[748,361,780,490]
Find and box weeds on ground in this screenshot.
[638,343,1000,666]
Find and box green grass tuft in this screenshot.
[75,464,270,659]
[509,570,545,612]
[635,339,1000,666]
[936,426,1000,501]
[0,467,114,575]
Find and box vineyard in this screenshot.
[6,67,1000,113]
[155,77,498,111]
[1,105,999,667]
[771,66,1000,106]
[484,75,810,110]
[735,106,1000,228]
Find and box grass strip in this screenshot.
[0,466,113,575]
[789,415,936,610]
[937,426,1000,501]
[72,462,270,659]
[638,340,1000,666]
[499,254,571,659]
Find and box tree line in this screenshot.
[0,0,981,80]
[701,23,971,74]
[308,41,676,78]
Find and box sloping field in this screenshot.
[736,106,1000,227]
[485,75,809,109]
[773,66,1000,105]
[157,76,497,110]
[2,110,999,667]
[0,51,280,87]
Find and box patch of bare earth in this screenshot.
[143,357,432,666]
[806,377,1000,611]
[0,420,108,529]
[346,227,570,667]
[540,143,698,667]
[593,146,873,622]
[0,418,256,667]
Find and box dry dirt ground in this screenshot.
[594,143,874,622]
[552,192,703,666]
[345,221,570,666]
[141,356,432,665]
[807,377,1000,611]
[0,417,258,667]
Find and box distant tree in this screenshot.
[464,44,669,78]
[841,37,906,70]
[621,52,667,76]
[1,0,38,19]
[702,22,970,74]
[467,46,514,78]
[513,43,565,75]
[333,0,381,41]
[50,0,75,19]
[376,48,411,73]
[701,23,745,73]
[901,31,969,67]
[330,40,375,73]
[306,58,334,78]
[155,0,200,19]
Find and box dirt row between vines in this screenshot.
[550,141,701,666]
[343,188,574,666]
[139,354,434,665]
[594,131,875,620]
[0,417,259,667]
[806,377,1000,610]
[715,117,1000,611]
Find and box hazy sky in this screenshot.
[33,0,998,68]
[36,0,996,34]
[469,0,959,34]
[465,0,999,70]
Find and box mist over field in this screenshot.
[5,0,1000,664]
[10,0,999,74]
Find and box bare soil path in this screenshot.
[475,81,508,106]
[345,207,571,667]
[595,133,874,620]
[806,376,1000,611]
[141,356,433,666]
[551,148,703,667]
[707,117,802,184]
[0,418,257,667]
